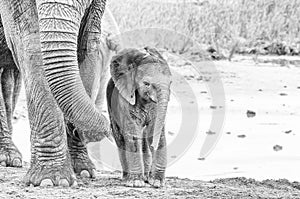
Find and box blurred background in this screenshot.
[108,0,300,58]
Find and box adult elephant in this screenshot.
[0,0,114,187]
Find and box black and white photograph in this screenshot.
[0,0,299,198]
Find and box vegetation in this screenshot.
[108,0,300,56]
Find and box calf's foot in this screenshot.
[148,171,166,188]
[124,173,145,187]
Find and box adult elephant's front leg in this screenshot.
[21,51,76,186]
[13,33,76,186]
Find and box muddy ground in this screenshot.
[0,166,300,199]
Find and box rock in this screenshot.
[246,110,256,118]
[226,132,231,135]
[210,106,217,109]
[273,145,283,152]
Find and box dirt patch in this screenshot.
[0,166,299,199]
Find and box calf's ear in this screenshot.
[110,49,144,105]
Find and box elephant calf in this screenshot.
[106,47,172,188]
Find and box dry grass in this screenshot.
[107,0,300,55]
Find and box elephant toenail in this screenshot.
[40,179,54,187]
[58,179,69,187]
[0,162,6,167]
[80,170,90,178]
[12,158,22,167]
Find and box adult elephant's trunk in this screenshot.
[151,84,170,150]
[36,1,110,137]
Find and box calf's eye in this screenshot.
[143,81,150,86]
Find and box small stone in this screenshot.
[210,106,217,109]
[226,132,231,135]
[72,181,78,187]
[273,145,283,152]
[247,110,256,118]
[237,134,246,138]
[206,130,216,135]
[198,157,205,161]
[258,89,263,92]
[200,91,207,94]
[284,130,292,134]
[197,77,203,81]
[168,131,175,136]
[279,93,288,96]
[233,167,238,170]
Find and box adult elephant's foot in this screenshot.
[70,149,96,178]
[124,173,146,187]
[67,125,96,178]
[0,138,22,167]
[23,159,77,187]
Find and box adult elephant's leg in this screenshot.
[66,122,96,178]
[0,67,22,167]
[12,68,21,114]
[2,68,21,134]
[21,48,76,186]
[0,0,75,186]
